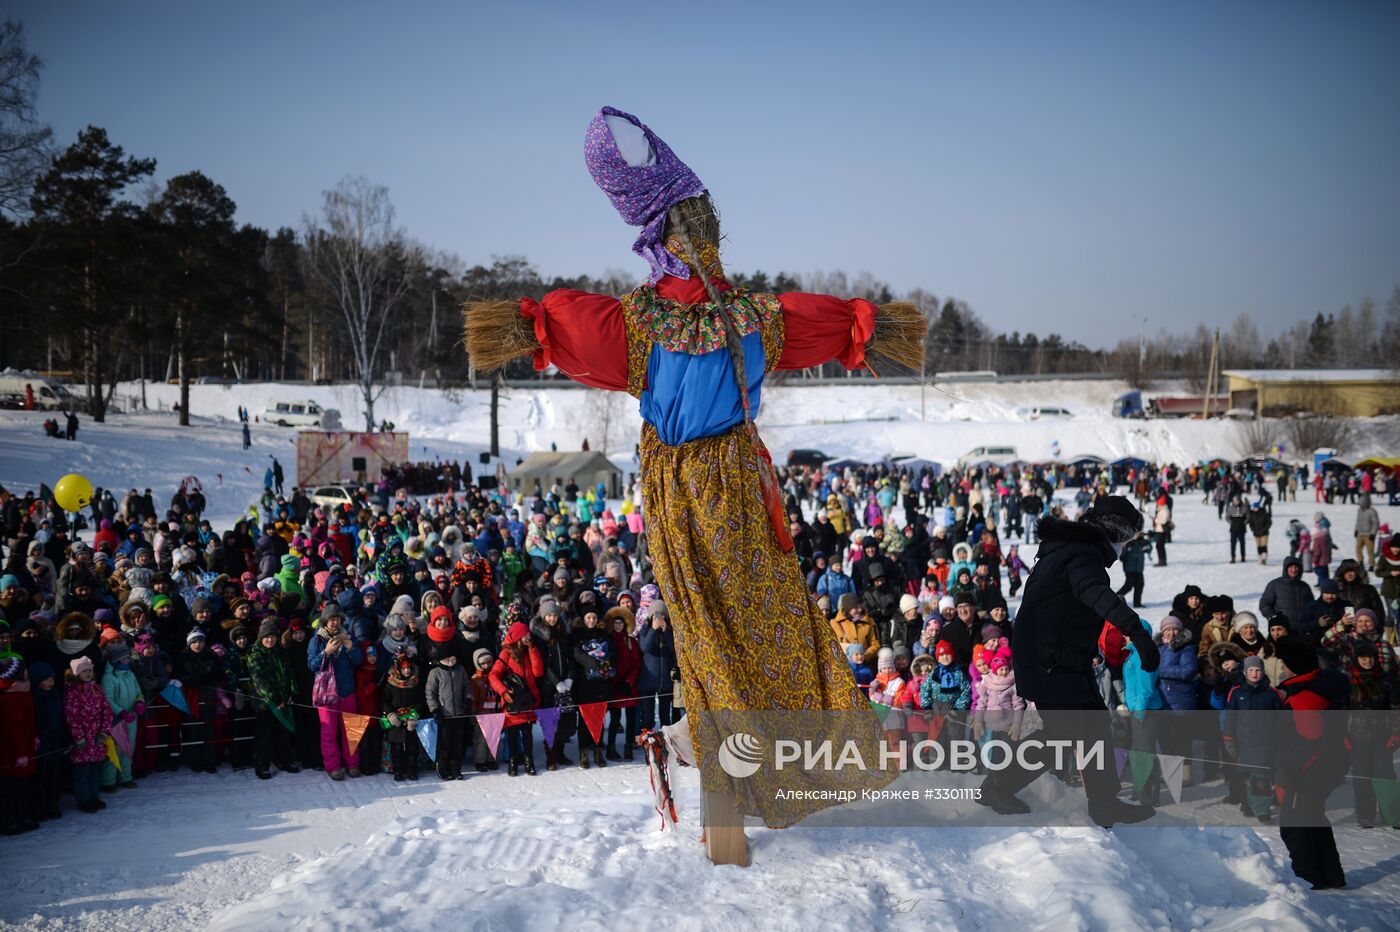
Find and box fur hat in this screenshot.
[428,641,456,663]
[899,594,919,615]
[837,593,859,615]
[954,591,977,607]
[1205,595,1235,617]
[1272,636,1318,675]
[938,595,956,612]
[1083,495,1143,544]
[1231,611,1259,634]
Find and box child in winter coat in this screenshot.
[100,640,144,791]
[130,634,176,774]
[1003,545,1027,598]
[901,654,936,744]
[424,641,471,780]
[846,645,874,693]
[976,649,1025,741]
[64,656,113,813]
[382,653,425,781]
[28,661,63,821]
[920,641,971,714]
[1122,622,1166,805]
[353,642,384,775]
[0,657,38,833]
[1222,655,1284,820]
[469,648,501,772]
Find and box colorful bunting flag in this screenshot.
[110,724,133,759]
[269,703,296,734]
[1156,754,1184,804]
[870,701,892,725]
[1373,777,1400,826]
[579,702,608,744]
[537,707,561,748]
[1130,750,1156,796]
[416,718,439,762]
[478,713,505,758]
[342,712,372,757]
[103,735,122,773]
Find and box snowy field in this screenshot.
[2,381,1400,929]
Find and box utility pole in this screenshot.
[1201,329,1220,420]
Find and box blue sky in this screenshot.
[13,1,1400,345]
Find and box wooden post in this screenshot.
[702,791,750,867]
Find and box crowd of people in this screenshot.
[0,455,1396,891]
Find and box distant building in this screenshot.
[1223,369,1400,417]
[509,451,622,498]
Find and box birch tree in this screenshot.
[302,176,412,431]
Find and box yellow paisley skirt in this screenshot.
[641,421,893,827]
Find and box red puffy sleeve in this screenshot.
[519,289,628,391]
[773,292,878,371]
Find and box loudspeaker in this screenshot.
[479,452,491,465]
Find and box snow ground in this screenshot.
[2,382,1400,929]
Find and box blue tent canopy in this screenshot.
[1112,456,1149,470]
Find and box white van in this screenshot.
[264,400,341,428]
[0,372,81,411]
[957,445,1018,468]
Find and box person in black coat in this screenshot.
[176,630,223,773]
[1258,557,1313,636]
[1272,637,1350,890]
[980,496,1159,826]
[528,601,576,769]
[637,602,677,731]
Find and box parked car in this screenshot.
[956,445,1018,468]
[786,449,830,468]
[309,485,360,509]
[264,399,340,428]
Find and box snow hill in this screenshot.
[6,378,1400,530]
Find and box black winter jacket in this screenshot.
[1011,517,1140,703]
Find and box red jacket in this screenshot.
[0,687,37,777]
[354,662,383,718]
[611,633,641,709]
[1098,622,1128,673]
[489,637,543,727]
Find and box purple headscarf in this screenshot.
[584,107,706,282]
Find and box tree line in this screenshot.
[0,20,1395,429]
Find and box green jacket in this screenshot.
[246,642,297,709]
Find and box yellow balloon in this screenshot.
[53,473,94,512]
